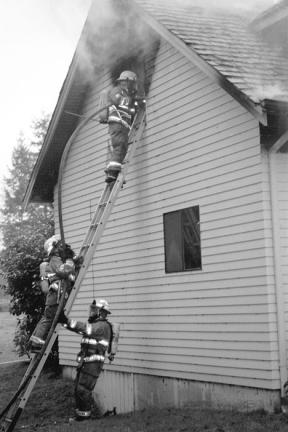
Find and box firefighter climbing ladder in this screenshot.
[0,106,146,432]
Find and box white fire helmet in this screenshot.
[44,235,60,256]
[95,298,111,314]
[116,70,137,82]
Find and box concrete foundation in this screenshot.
[62,366,281,415]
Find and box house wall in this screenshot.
[263,152,288,366]
[57,38,279,411]
[276,155,288,362]
[262,151,288,383]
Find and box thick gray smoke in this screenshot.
[75,0,156,84]
[73,0,285,101]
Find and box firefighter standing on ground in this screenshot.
[103,70,139,183]
[30,235,76,352]
[59,299,114,422]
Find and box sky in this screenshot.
[0,0,92,202]
[0,0,278,205]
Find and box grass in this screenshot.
[1,362,288,431]
[0,311,20,363]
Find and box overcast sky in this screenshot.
[0,0,91,202]
[0,0,278,204]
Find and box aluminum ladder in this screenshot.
[0,107,146,432]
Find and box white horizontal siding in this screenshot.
[58,39,277,389]
[272,154,288,375]
[261,150,288,390]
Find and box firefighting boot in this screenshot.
[70,408,92,422]
[105,169,119,183]
[69,416,87,422]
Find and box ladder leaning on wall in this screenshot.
[0,106,146,432]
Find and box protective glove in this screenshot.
[64,244,75,260]
[134,96,146,109]
[108,353,115,362]
[73,255,84,266]
[68,274,75,282]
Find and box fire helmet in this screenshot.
[95,298,111,314]
[116,70,137,82]
[44,235,60,256]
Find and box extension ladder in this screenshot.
[0,107,146,432]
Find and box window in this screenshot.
[163,206,202,273]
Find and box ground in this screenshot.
[1,308,288,432]
[0,303,20,363]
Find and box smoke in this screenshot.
[74,0,127,80]
[74,0,278,78]
[71,0,285,102]
[75,0,158,85]
[250,84,288,102]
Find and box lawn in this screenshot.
[0,309,20,363]
[1,362,288,432]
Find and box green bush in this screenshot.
[0,115,56,362]
[1,218,54,357]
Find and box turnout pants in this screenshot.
[108,122,129,165]
[74,361,103,419]
[32,303,58,342]
[30,290,58,347]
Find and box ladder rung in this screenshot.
[81,242,95,251]
[90,223,99,228]
[4,418,12,423]
[81,244,89,250]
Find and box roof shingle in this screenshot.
[133,0,288,103]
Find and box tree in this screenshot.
[0,114,54,357]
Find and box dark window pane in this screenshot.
[163,206,202,273]
[182,208,201,270]
[163,211,182,272]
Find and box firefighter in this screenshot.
[105,70,138,183]
[29,235,76,352]
[59,299,113,422]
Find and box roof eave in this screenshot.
[130,0,267,126]
[23,56,79,209]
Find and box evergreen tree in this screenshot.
[0,114,54,356]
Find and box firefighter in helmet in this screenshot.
[105,70,138,183]
[59,299,113,422]
[29,235,76,352]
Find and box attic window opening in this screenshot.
[163,206,202,273]
[110,54,147,96]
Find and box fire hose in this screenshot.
[58,107,110,245]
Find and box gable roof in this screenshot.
[24,0,288,206]
[133,0,288,105]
